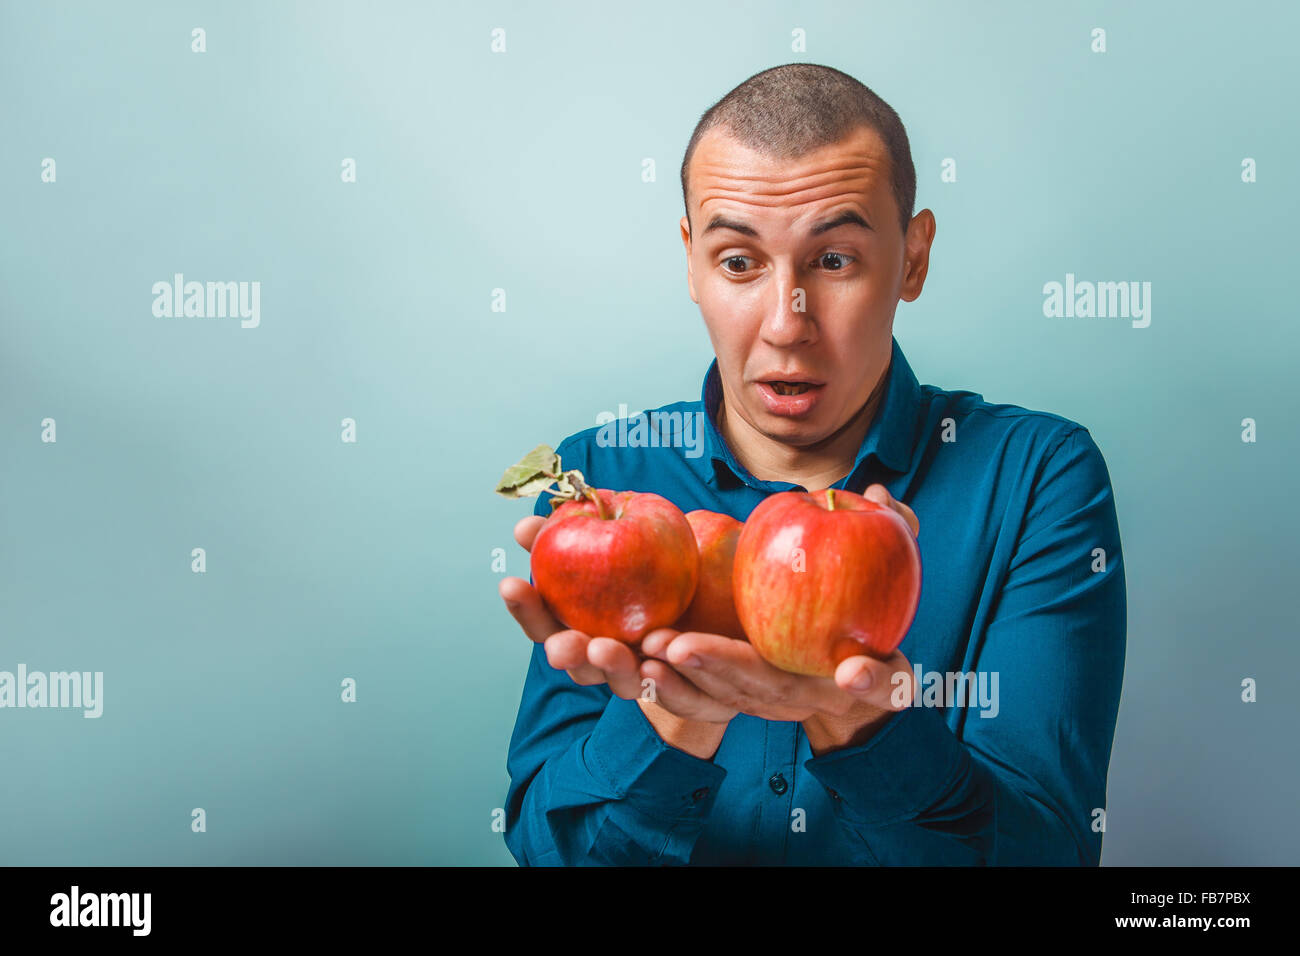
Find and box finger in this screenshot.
[513,515,547,552]
[834,651,914,710]
[543,631,607,685]
[864,483,919,537]
[863,483,890,506]
[897,501,920,538]
[586,637,644,700]
[639,658,736,723]
[664,632,815,718]
[499,577,564,643]
[640,627,681,660]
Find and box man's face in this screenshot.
[681,125,932,449]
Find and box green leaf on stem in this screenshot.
[494,444,563,498]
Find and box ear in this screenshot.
[899,210,936,303]
[680,215,698,304]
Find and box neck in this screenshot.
[717,362,890,491]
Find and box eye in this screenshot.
[817,252,855,271]
[722,255,753,275]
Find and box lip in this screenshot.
[757,372,825,387]
[755,380,826,417]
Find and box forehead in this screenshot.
[688,124,890,224]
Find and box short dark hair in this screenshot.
[680,63,916,238]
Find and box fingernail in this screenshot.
[681,655,701,668]
[504,601,520,610]
[850,668,873,690]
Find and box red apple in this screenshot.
[531,489,700,643]
[732,487,921,677]
[674,510,746,640]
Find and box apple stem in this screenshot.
[826,488,837,511]
[494,445,610,518]
[567,470,610,520]
[535,470,607,518]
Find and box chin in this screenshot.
[754,413,830,446]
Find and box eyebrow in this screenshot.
[701,209,872,239]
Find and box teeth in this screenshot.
[770,381,811,396]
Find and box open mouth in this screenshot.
[757,378,824,416]
[767,381,816,396]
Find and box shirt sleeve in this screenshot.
[501,436,728,866]
[803,427,1127,865]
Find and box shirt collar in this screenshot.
[696,335,924,491]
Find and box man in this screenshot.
[499,63,1126,865]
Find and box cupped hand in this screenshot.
[501,481,921,737]
[499,514,649,700]
[639,628,914,730]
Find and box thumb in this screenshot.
[834,654,913,708]
[513,514,547,552]
[835,655,883,694]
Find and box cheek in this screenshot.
[699,297,760,355]
[821,287,886,349]
[818,341,873,399]
[822,275,881,313]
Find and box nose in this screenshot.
[759,264,817,349]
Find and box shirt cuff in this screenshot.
[583,696,728,821]
[803,704,971,826]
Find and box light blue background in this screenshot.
[2,0,1297,865]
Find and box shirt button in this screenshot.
[691,787,710,802]
[828,788,841,802]
[768,773,788,795]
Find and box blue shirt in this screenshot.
[503,335,1126,866]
